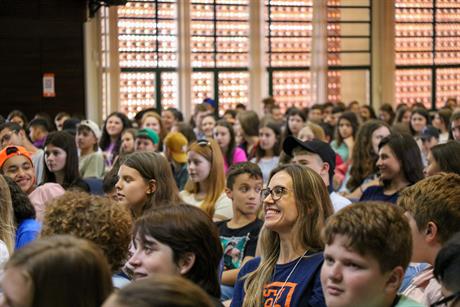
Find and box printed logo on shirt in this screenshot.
[220,235,249,270]
[263,281,297,307]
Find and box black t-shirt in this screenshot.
[215,219,263,271]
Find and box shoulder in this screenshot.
[18,219,41,232]
[241,256,261,273]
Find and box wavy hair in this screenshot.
[0,175,15,254]
[184,139,226,218]
[242,164,334,306]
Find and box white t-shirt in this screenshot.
[330,191,351,212]
[180,190,233,221]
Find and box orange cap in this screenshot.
[0,146,33,169]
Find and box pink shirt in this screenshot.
[224,147,248,172]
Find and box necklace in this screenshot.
[271,249,309,307]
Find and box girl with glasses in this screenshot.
[231,164,334,307]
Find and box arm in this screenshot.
[222,256,254,286]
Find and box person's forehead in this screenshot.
[293,152,322,162]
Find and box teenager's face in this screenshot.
[161,110,176,131]
[271,108,283,122]
[187,151,211,183]
[263,171,298,234]
[142,116,161,136]
[288,114,304,136]
[402,110,412,124]
[121,132,135,154]
[321,234,396,307]
[2,155,36,194]
[451,119,460,141]
[432,114,444,130]
[376,145,401,182]
[9,116,25,128]
[0,267,33,307]
[309,109,323,124]
[291,153,326,179]
[44,144,67,173]
[116,165,150,211]
[411,113,427,134]
[0,128,22,149]
[135,137,157,152]
[371,126,391,155]
[338,119,353,139]
[106,115,124,137]
[214,125,231,150]
[424,151,441,177]
[201,116,216,138]
[359,107,371,121]
[127,234,179,280]
[55,116,69,131]
[76,129,97,152]
[226,173,263,216]
[258,127,277,151]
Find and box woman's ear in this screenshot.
[147,179,157,195]
[178,252,196,275]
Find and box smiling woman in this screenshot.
[231,164,334,307]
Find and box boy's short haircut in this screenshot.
[398,172,460,244]
[28,118,50,132]
[226,162,263,189]
[323,201,412,273]
[433,232,460,292]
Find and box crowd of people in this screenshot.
[0,96,460,307]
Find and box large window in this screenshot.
[395,0,460,109]
[117,0,178,118]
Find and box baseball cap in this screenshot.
[0,145,33,168]
[203,98,217,110]
[78,120,102,139]
[137,128,159,145]
[283,136,336,179]
[164,132,188,163]
[420,125,440,141]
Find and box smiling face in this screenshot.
[126,233,179,280]
[226,173,263,216]
[44,144,67,173]
[142,116,161,136]
[410,113,427,134]
[187,151,211,183]
[106,115,124,137]
[263,171,298,235]
[161,110,176,132]
[115,165,150,212]
[321,234,393,307]
[2,155,36,194]
[376,145,401,182]
[201,116,216,138]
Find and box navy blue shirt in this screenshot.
[360,185,399,204]
[231,252,326,307]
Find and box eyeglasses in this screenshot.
[430,291,460,307]
[260,186,291,201]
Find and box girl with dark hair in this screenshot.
[251,120,281,183]
[378,103,395,125]
[126,204,223,306]
[162,107,184,132]
[330,111,359,163]
[232,164,333,307]
[280,108,307,144]
[410,108,430,137]
[43,131,88,191]
[432,108,452,143]
[116,151,180,219]
[2,176,40,250]
[1,235,113,307]
[120,128,137,155]
[181,139,232,221]
[359,105,377,122]
[99,112,132,168]
[360,133,424,203]
[7,110,29,130]
[424,141,460,177]
[236,111,260,160]
[214,120,247,172]
[342,120,391,200]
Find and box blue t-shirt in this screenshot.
[231,252,326,307]
[15,219,41,250]
[360,185,399,204]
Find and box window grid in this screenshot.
[395,0,460,109]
